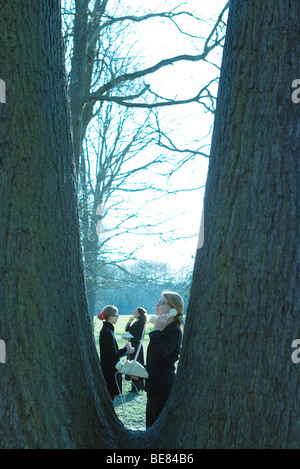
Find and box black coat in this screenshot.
[145,321,182,394]
[99,321,128,398]
[125,318,145,365]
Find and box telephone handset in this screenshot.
[121,332,134,340]
[149,308,177,324]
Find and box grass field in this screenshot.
[93,315,154,431]
[93,314,154,354]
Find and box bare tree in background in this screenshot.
[64,0,228,173]
[63,1,228,317]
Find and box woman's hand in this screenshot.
[153,315,169,331]
[153,312,177,330]
[125,343,135,354]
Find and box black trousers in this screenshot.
[131,377,144,392]
[146,392,169,428]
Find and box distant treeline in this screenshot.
[94,261,193,316]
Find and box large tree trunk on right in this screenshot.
[151,0,300,449]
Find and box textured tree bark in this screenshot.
[1,0,300,450]
[0,1,134,449]
[158,0,300,449]
[69,0,89,176]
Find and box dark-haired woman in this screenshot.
[125,307,148,392]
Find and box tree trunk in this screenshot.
[68,0,89,176]
[0,1,134,449]
[156,0,300,449]
[2,0,300,450]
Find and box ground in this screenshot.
[113,378,147,431]
[94,315,150,431]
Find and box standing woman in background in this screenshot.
[98,305,134,400]
[125,307,148,392]
[145,291,184,428]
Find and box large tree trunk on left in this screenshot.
[0,1,135,449]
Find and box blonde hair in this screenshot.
[162,291,184,327]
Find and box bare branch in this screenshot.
[87,51,208,98]
[84,77,218,110]
[99,10,205,32]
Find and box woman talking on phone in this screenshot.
[125,307,148,392]
[98,305,134,400]
[145,291,184,428]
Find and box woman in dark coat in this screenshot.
[99,305,135,400]
[145,291,184,428]
[125,307,148,392]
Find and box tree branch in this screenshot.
[84,77,218,109]
[100,10,205,32]
[86,51,209,99]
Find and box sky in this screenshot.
[104,0,228,271]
